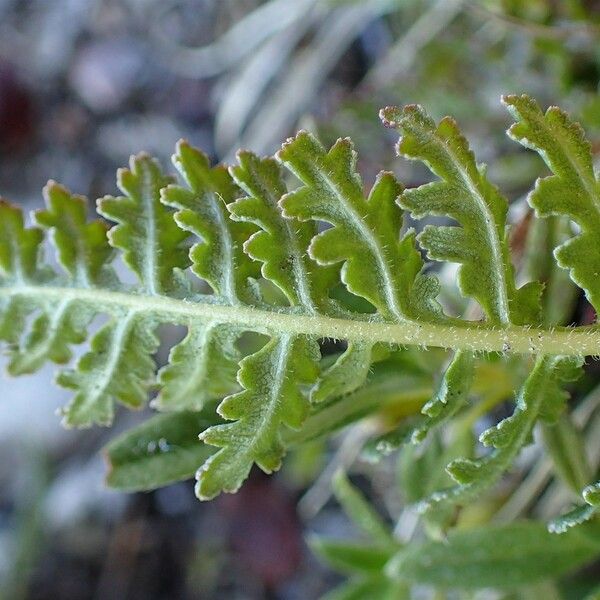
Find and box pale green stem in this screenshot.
[3,284,600,355]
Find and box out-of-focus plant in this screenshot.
[1,94,600,596]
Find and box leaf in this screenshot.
[310,538,393,574]
[105,410,219,491]
[196,334,320,499]
[362,350,474,463]
[525,215,579,326]
[8,182,113,375]
[542,416,592,494]
[549,481,600,534]
[229,152,385,419]
[154,321,240,411]
[504,94,600,314]
[411,350,474,443]
[229,150,334,309]
[163,145,329,497]
[322,577,408,600]
[387,520,600,589]
[311,341,389,404]
[288,361,432,446]
[419,354,582,514]
[381,103,541,326]
[332,471,395,544]
[398,429,475,534]
[58,313,159,427]
[7,301,91,376]
[161,141,257,301]
[0,200,45,284]
[57,155,189,426]
[98,153,188,295]
[277,132,440,321]
[1,95,600,511]
[35,181,114,285]
[154,142,260,413]
[0,201,47,345]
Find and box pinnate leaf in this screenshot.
[196,334,320,499]
[381,104,541,325]
[278,131,439,321]
[419,354,582,513]
[98,153,188,295]
[504,94,600,314]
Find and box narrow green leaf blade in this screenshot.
[332,471,395,544]
[387,521,600,589]
[105,410,219,491]
[310,538,393,574]
[542,416,592,494]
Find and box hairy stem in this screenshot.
[3,284,600,355]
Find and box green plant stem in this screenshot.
[5,284,600,355]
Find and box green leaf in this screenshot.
[7,301,91,376]
[98,153,188,295]
[58,313,159,427]
[56,155,189,426]
[504,94,600,314]
[230,152,398,415]
[277,132,440,321]
[161,140,257,301]
[363,351,475,463]
[332,471,395,544]
[154,142,261,413]
[154,321,240,411]
[0,200,45,284]
[542,416,592,494]
[8,182,114,375]
[387,521,600,589]
[420,354,582,514]
[310,538,393,574]
[288,361,432,446]
[196,334,320,499]
[411,350,474,443]
[1,96,600,511]
[105,410,219,491]
[549,481,600,534]
[322,577,408,600]
[381,104,541,326]
[525,216,579,326]
[229,150,334,309]
[0,201,47,346]
[35,181,114,285]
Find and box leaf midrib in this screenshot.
[3,283,600,356]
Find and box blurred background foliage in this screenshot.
[1,1,600,598]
